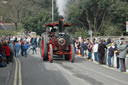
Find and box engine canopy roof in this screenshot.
[45,22,71,27]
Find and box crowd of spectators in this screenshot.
[1,34,128,73]
[0,35,40,67]
[74,37,128,72]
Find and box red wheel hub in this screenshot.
[48,45,51,62]
[69,45,72,62]
[42,39,44,60]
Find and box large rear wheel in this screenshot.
[40,34,48,61]
[48,44,53,63]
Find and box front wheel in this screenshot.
[48,44,53,63]
[69,44,75,63]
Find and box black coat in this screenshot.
[108,47,116,57]
[98,43,107,55]
[80,43,87,50]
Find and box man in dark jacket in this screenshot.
[108,42,116,67]
[80,40,87,56]
[98,40,107,64]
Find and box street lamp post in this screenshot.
[0,0,8,23]
[52,0,54,22]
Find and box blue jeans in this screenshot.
[27,45,36,54]
[94,52,99,62]
[80,48,84,56]
[27,46,33,54]
[108,56,112,67]
[1,52,6,59]
[15,48,20,57]
[119,58,126,71]
[0,53,7,66]
[88,52,92,59]
[23,49,27,57]
[37,41,39,47]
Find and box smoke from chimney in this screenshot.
[56,0,69,16]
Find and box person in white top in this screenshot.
[93,42,99,62]
[36,36,40,47]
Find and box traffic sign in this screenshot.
[88,30,93,42]
[126,21,128,32]
[0,16,3,23]
[88,30,93,35]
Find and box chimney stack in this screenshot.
[58,16,64,32]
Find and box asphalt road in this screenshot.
[18,48,128,85]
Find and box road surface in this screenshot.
[13,48,128,85]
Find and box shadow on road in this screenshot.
[74,56,87,63]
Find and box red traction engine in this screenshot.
[40,17,75,63]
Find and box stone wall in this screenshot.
[93,36,128,41]
[0,23,16,30]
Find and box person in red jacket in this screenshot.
[4,42,10,64]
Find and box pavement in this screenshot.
[0,62,13,85]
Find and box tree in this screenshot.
[66,0,128,36]
[0,0,58,31]
[21,10,52,35]
[21,0,59,35]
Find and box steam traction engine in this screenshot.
[40,16,75,63]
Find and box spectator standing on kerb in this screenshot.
[98,40,107,64]
[36,36,40,48]
[0,42,6,59]
[117,40,128,72]
[31,37,37,54]
[8,41,15,56]
[107,38,111,45]
[21,39,24,56]
[74,40,79,53]
[14,37,17,43]
[83,39,88,56]
[4,42,11,64]
[108,42,117,67]
[15,41,21,57]
[93,41,99,62]
[80,39,84,56]
[87,40,92,59]
[8,41,14,62]
[22,41,29,57]
[0,42,7,67]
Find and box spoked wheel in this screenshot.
[48,44,53,63]
[69,44,75,63]
[41,34,48,61]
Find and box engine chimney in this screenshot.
[58,16,64,32]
